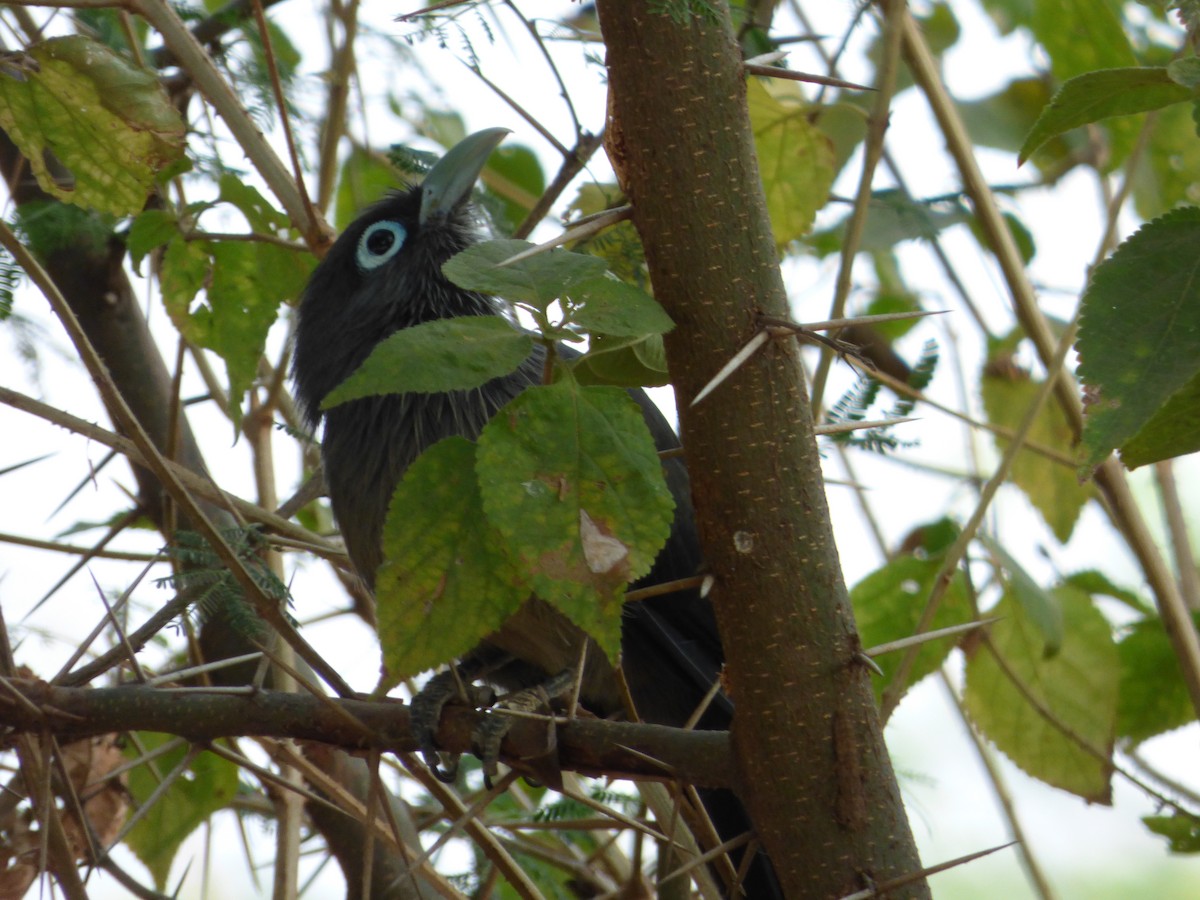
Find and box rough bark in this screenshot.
[595,2,929,896]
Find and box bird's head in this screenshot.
[292,128,510,428]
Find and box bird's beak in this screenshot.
[419,127,510,226]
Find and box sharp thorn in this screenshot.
[691,330,770,407]
[864,618,1000,658]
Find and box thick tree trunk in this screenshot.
[596,3,930,896]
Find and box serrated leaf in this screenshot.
[376,437,527,687]
[475,380,674,661]
[1117,618,1196,745]
[964,586,1116,802]
[324,317,533,408]
[1077,207,1200,470]
[565,277,674,337]
[443,239,607,313]
[0,36,185,216]
[746,78,835,245]
[125,735,238,889]
[850,534,974,707]
[1020,67,1194,164]
[981,366,1090,542]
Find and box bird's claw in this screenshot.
[411,667,576,788]
[410,667,494,783]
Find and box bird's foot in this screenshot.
[410,667,576,788]
[410,666,495,782]
[476,670,574,789]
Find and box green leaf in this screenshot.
[850,531,974,706]
[1117,618,1196,745]
[747,78,835,245]
[218,174,290,234]
[323,317,533,408]
[159,236,209,316]
[810,192,970,257]
[1030,0,1136,82]
[1077,207,1200,470]
[161,238,313,415]
[1062,569,1151,615]
[475,380,675,661]
[1133,99,1200,220]
[443,239,607,313]
[483,143,546,234]
[1167,57,1200,91]
[964,585,1116,802]
[978,533,1064,654]
[127,209,178,274]
[573,334,671,388]
[125,735,239,889]
[0,36,185,215]
[1143,813,1200,853]
[565,277,674,337]
[376,437,527,687]
[1019,68,1194,164]
[981,363,1090,542]
[1028,0,1142,168]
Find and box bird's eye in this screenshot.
[356,221,407,271]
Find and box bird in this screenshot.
[292,129,780,898]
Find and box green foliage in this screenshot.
[825,339,937,452]
[1077,206,1200,469]
[157,527,288,636]
[124,735,241,889]
[1118,617,1197,744]
[746,78,837,246]
[965,584,1117,803]
[376,437,526,686]
[1143,812,1200,852]
[476,379,675,662]
[153,179,313,422]
[981,353,1091,542]
[443,239,608,315]
[809,192,971,257]
[0,36,186,216]
[1019,67,1196,164]
[849,519,973,705]
[323,317,534,409]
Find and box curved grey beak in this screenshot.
[419,127,510,226]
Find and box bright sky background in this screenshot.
[1,1,1199,897]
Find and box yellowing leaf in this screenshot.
[981,363,1090,541]
[965,586,1117,803]
[0,36,185,215]
[746,78,835,245]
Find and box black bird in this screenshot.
[293,129,779,898]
